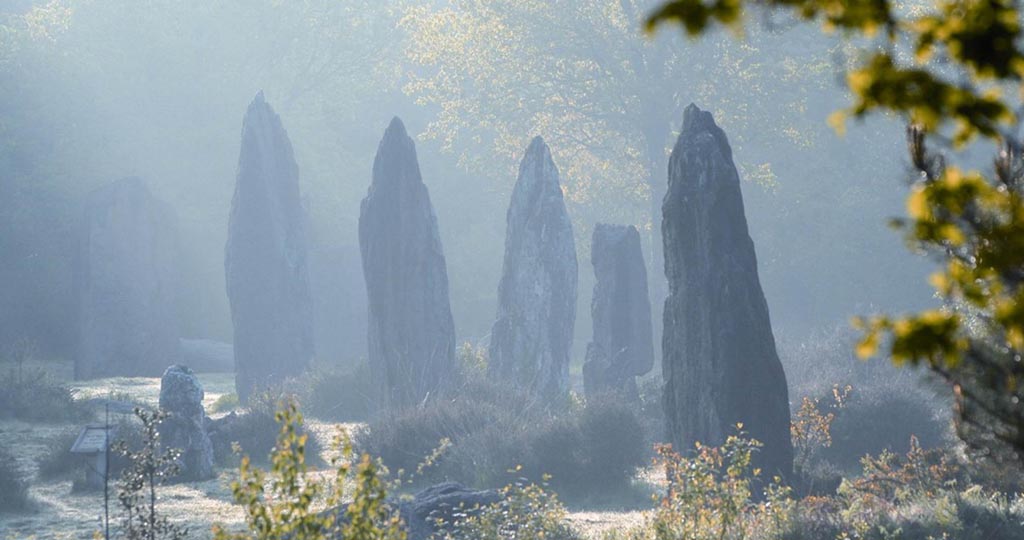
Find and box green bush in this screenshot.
[356,376,649,500]
[0,443,30,513]
[209,392,239,414]
[213,400,405,540]
[209,390,322,467]
[614,430,795,540]
[36,428,83,479]
[821,385,949,472]
[297,364,373,422]
[0,366,90,422]
[443,479,580,540]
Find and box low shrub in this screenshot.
[612,430,795,540]
[297,364,373,422]
[208,390,322,466]
[209,392,239,414]
[0,366,90,422]
[443,479,580,540]
[356,376,648,500]
[212,400,404,540]
[0,443,31,513]
[821,385,949,472]
[36,428,84,479]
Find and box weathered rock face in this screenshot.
[489,137,577,401]
[359,117,456,410]
[158,365,214,481]
[225,92,314,402]
[583,224,653,399]
[662,104,794,478]
[74,177,181,379]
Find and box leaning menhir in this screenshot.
[662,104,793,477]
[582,223,653,399]
[225,92,314,401]
[359,117,456,410]
[488,137,577,402]
[74,176,181,379]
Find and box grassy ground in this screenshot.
[0,364,652,539]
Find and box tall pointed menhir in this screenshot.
[225,92,314,402]
[489,137,578,402]
[662,104,794,478]
[359,117,456,410]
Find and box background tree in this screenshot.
[400,0,822,283]
[648,0,1024,465]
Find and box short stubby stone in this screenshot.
[74,176,181,379]
[359,117,456,410]
[661,104,794,478]
[489,137,577,402]
[583,224,653,399]
[158,364,214,481]
[225,92,314,402]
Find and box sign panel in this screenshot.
[71,424,114,454]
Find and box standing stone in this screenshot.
[359,117,456,410]
[583,224,653,399]
[74,177,181,379]
[225,92,313,401]
[159,364,214,481]
[662,104,793,477]
[489,137,577,402]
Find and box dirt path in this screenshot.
[0,371,655,539]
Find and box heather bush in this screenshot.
[610,429,795,540]
[0,443,30,513]
[443,479,580,540]
[209,389,322,466]
[209,392,239,413]
[0,366,89,423]
[297,363,373,422]
[212,399,405,540]
[355,375,648,500]
[36,428,83,480]
[821,385,949,472]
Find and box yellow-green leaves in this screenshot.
[646,0,896,36]
[915,0,1023,80]
[649,0,1019,146]
[643,0,744,36]
[213,400,405,540]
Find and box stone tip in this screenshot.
[525,135,551,159]
[386,116,408,137]
[681,103,717,134]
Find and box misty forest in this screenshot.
[3,0,1024,539]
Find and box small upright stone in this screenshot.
[489,137,578,401]
[662,104,793,478]
[359,117,456,410]
[158,365,214,481]
[583,224,653,399]
[75,177,181,379]
[225,92,314,401]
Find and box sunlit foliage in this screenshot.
[213,399,405,540]
[649,0,1024,465]
[400,0,825,253]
